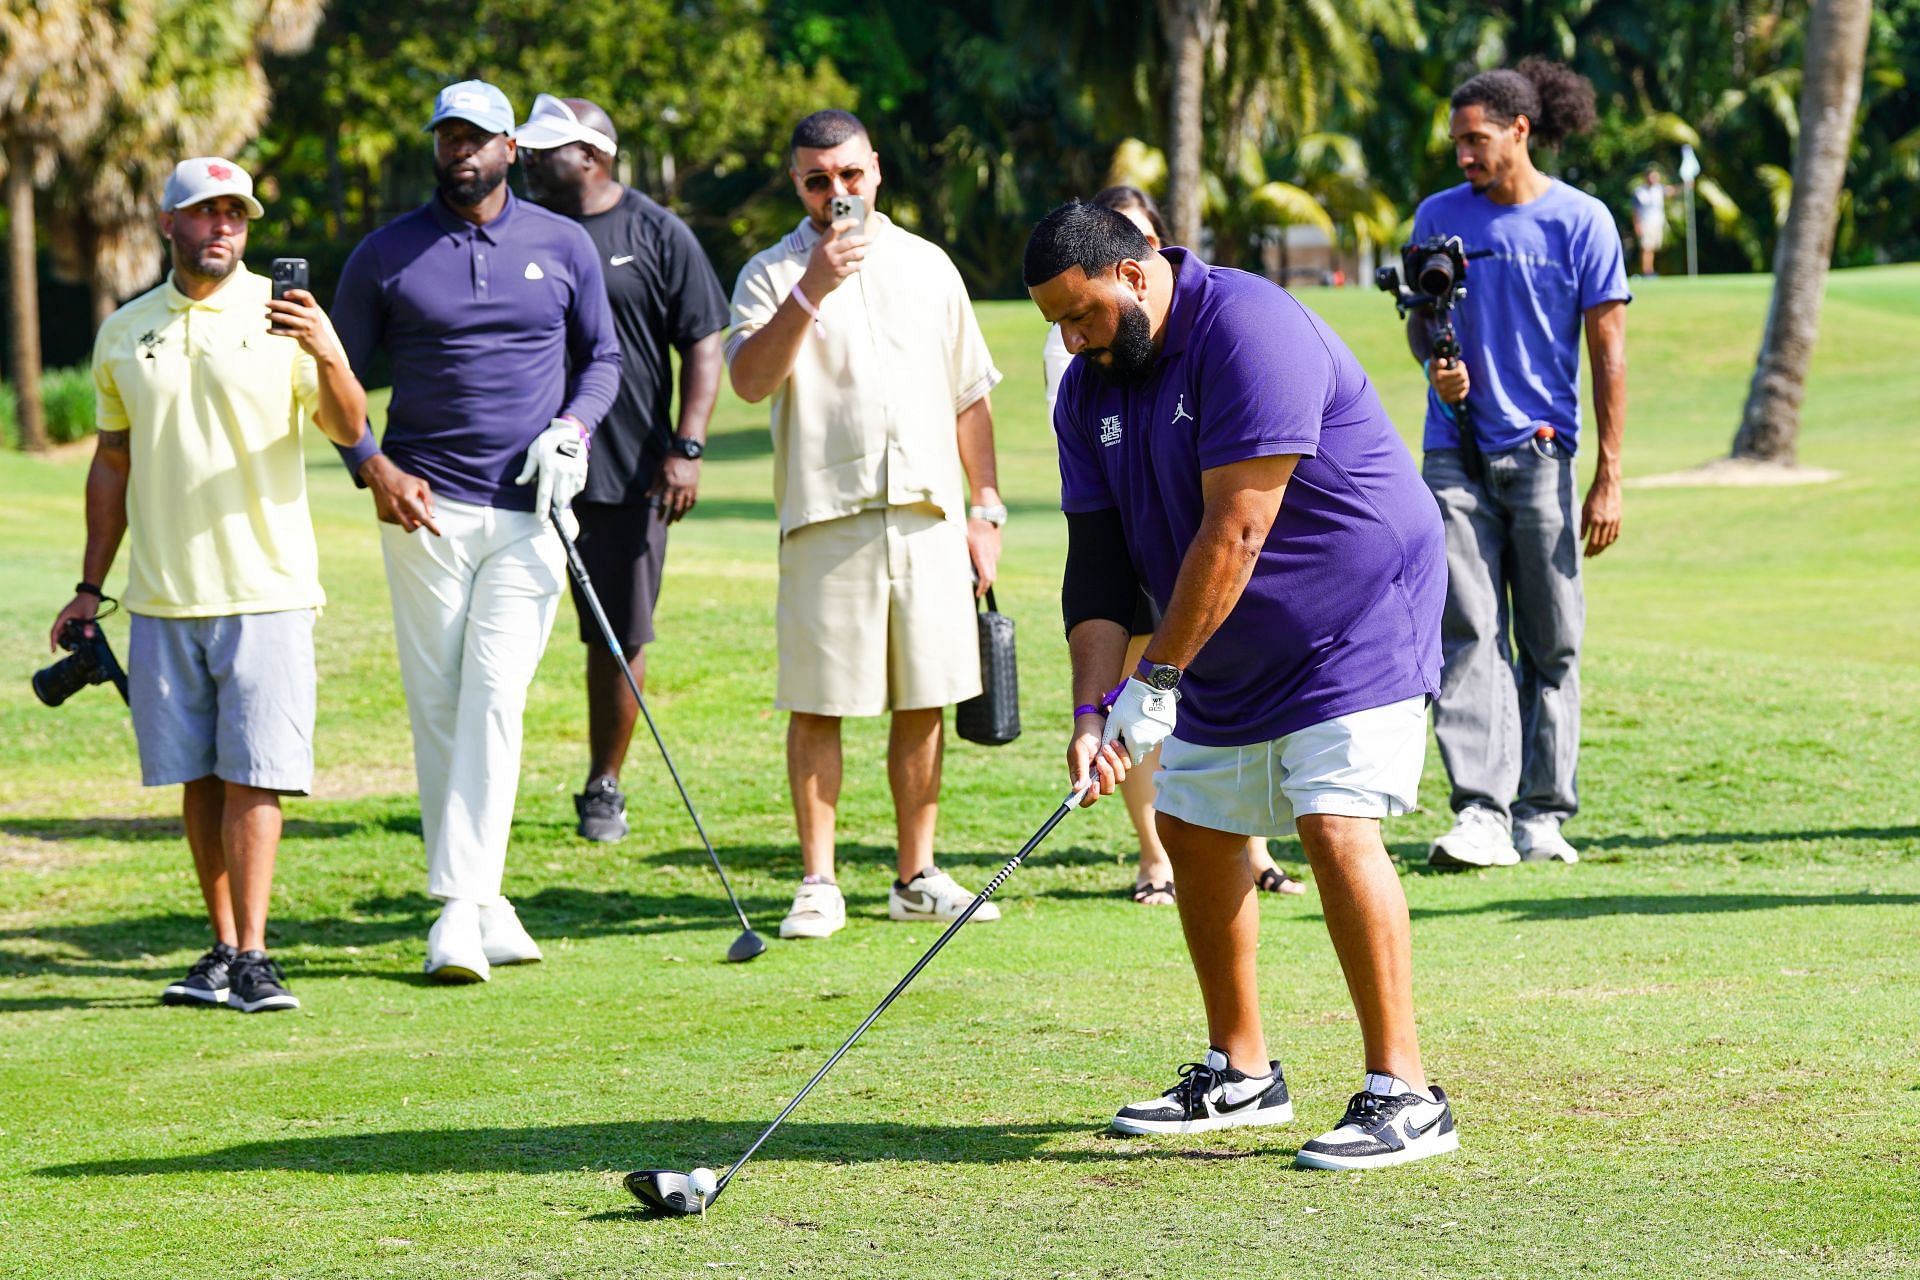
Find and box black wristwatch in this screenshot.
[668,436,704,460]
[1136,659,1183,692]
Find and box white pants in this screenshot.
[380,498,566,901]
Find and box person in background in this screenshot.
[1631,168,1676,277]
[52,157,368,1013]
[331,81,621,982]
[1040,184,1305,907]
[517,93,730,843]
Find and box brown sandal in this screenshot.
[1131,880,1176,905]
[1255,867,1307,896]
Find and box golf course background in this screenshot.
[2,268,1917,1277]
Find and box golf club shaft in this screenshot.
[549,502,756,935]
[715,785,1086,1197]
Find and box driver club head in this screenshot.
[626,1168,708,1216]
[726,928,768,963]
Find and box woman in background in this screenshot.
[1041,185,1306,906]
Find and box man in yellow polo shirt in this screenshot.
[48,157,368,1013]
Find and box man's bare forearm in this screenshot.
[676,331,724,441]
[313,348,369,448]
[1068,618,1131,707]
[1585,302,1627,482]
[728,296,817,403]
[83,432,132,585]
[1141,455,1297,669]
[956,394,999,504]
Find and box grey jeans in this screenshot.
[1422,438,1584,824]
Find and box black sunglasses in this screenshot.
[801,166,867,194]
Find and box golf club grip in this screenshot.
[547,503,757,935]
[720,795,1079,1192]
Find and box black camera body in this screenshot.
[1375,235,1470,317]
[33,618,130,707]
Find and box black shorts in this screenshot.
[570,500,671,649]
[1130,587,1159,637]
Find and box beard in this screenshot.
[435,155,509,209]
[175,237,239,282]
[1083,298,1156,385]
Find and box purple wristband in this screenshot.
[1073,704,1104,719]
[1101,677,1129,711]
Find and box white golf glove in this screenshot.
[1100,677,1179,765]
[515,419,590,519]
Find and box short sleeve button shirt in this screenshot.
[726,212,1002,537]
[92,265,330,618]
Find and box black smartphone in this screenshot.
[269,257,309,336]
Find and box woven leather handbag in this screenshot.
[955,587,1020,746]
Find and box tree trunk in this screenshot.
[1731,0,1873,464]
[1157,0,1219,250]
[6,150,47,452]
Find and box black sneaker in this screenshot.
[1112,1047,1294,1135]
[1294,1076,1459,1169]
[575,776,629,842]
[228,951,300,1013]
[161,942,236,1006]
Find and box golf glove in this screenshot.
[515,419,590,518]
[1101,677,1178,765]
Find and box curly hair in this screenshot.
[1451,57,1597,148]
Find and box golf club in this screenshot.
[549,501,767,964]
[626,780,1090,1215]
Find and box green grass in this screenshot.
[3,266,1918,1278]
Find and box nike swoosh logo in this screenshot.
[610,254,635,266]
[1404,1109,1446,1140]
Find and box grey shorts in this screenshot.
[128,610,317,792]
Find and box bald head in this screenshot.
[520,96,622,216]
[564,98,618,152]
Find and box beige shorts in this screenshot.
[777,504,983,716]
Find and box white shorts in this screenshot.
[1154,695,1429,837]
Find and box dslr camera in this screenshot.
[1375,235,1470,317]
[34,618,130,707]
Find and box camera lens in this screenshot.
[1416,252,1455,298]
[31,651,94,707]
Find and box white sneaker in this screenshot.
[779,880,846,940]
[1514,816,1580,863]
[1111,1047,1294,1135]
[1295,1075,1460,1170]
[478,898,544,964]
[426,899,490,983]
[889,867,1000,923]
[1427,807,1519,868]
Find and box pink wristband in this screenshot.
[789,283,826,338]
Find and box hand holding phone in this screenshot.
[802,201,869,301]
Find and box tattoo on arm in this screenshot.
[97,429,130,453]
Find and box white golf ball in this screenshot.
[688,1167,718,1201]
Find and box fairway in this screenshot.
[2,267,1918,1278]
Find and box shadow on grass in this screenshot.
[36,1118,1274,1179]
[1408,890,1920,923]
[0,816,362,844]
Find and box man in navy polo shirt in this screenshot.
[333,80,620,983]
[1026,202,1458,1170]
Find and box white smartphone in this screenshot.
[829,194,866,232]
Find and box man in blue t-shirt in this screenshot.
[1412,59,1630,870]
[1025,202,1458,1171]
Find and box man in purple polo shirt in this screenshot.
[332,80,620,983]
[1025,202,1458,1170]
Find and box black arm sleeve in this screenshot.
[1062,507,1141,638]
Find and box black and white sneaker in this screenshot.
[575,776,630,842]
[228,951,300,1013]
[1112,1048,1294,1135]
[161,942,237,1006]
[1294,1074,1459,1169]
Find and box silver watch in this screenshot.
[969,502,1009,527]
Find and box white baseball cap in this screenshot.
[514,94,617,155]
[162,156,265,219]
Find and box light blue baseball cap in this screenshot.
[424,80,515,135]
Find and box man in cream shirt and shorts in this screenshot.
[727,109,1007,939]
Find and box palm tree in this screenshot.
[1157,0,1222,248]
[1732,0,1873,465]
[0,0,153,448]
[47,0,324,330]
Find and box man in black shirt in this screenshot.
[519,94,731,841]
